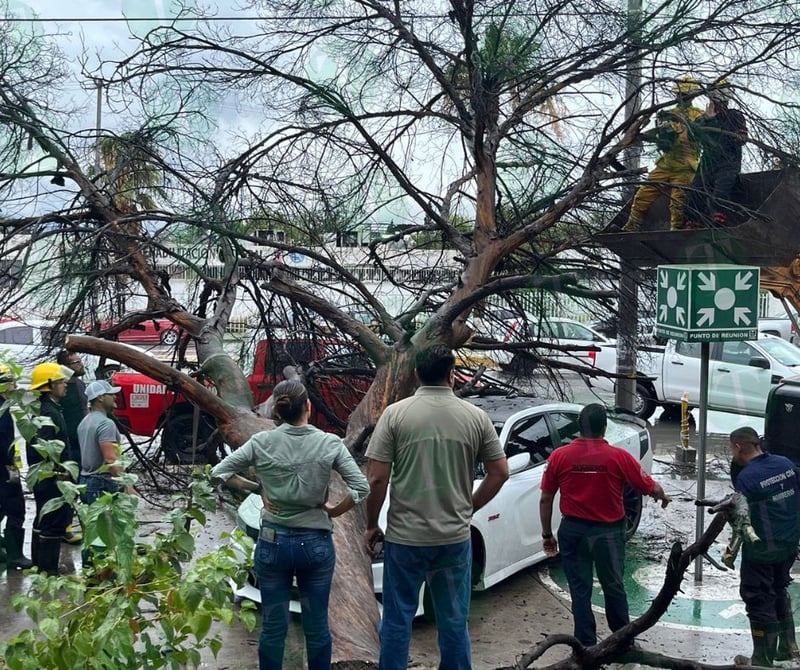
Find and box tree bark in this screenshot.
[324,350,420,663]
[329,475,382,664]
[344,350,418,453]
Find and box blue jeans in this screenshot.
[558,517,629,646]
[254,523,335,670]
[379,539,472,670]
[79,475,123,569]
[79,474,122,505]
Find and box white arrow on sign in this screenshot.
[697,307,715,327]
[659,270,669,288]
[698,272,716,292]
[659,304,668,320]
[677,272,686,290]
[734,307,752,325]
[676,306,686,325]
[735,271,754,291]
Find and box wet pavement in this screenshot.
[0,380,784,669]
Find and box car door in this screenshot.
[709,340,773,414]
[661,340,705,404]
[478,411,555,583]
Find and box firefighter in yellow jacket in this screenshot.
[623,77,703,232]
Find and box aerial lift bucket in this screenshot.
[595,168,800,267]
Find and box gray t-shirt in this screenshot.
[78,410,121,477]
[366,386,505,546]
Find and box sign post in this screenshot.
[655,264,760,582]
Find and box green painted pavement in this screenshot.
[545,547,800,632]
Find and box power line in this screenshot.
[0,13,459,22]
[3,16,267,22]
[0,12,583,23]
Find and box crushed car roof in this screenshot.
[465,395,561,423]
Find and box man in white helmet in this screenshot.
[623,77,703,232]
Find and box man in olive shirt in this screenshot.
[364,345,509,670]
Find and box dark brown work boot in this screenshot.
[622,217,641,233]
[4,528,33,570]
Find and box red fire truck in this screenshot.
[111,337,372,462]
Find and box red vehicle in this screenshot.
[111,337,372,463]
[113,319,182,346]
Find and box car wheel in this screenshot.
[160,328,179,346]
[505,353,536,376]
[623,487,643,540]
[162,410,215,464]
[633,383,657,420]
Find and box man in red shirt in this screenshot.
[539,403,670,647]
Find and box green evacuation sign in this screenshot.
[655,264,760,342]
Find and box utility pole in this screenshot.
[615,0,642,411]
[93,78,103,174]
[89,78,105,320]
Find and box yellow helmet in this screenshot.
[0,363,15,384]
[708,78,733,102]
[674,76,700,95]
[30,362,68,391]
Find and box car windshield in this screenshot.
[758,337,800,366]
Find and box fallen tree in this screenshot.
[4,0,800,664]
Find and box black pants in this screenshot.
[0,481,25,531]
[32,477,71,539]
[558,516,629,646]
[684,163,740,225]
[740,554,795,628]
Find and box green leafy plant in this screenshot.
[0,470,257,670]
[0,362,257,670]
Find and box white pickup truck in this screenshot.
[593,334,800,420]
[758,314,798,343]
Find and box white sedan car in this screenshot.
[233,397,652,613]
[502,317,615,372]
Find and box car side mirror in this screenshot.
[749,356,770,370]
[507,452,531,474]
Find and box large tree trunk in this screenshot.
[328,475,382,665]
[344,349,417,451]
[328,350,419,663]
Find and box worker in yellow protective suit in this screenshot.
[623,77,703,232]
